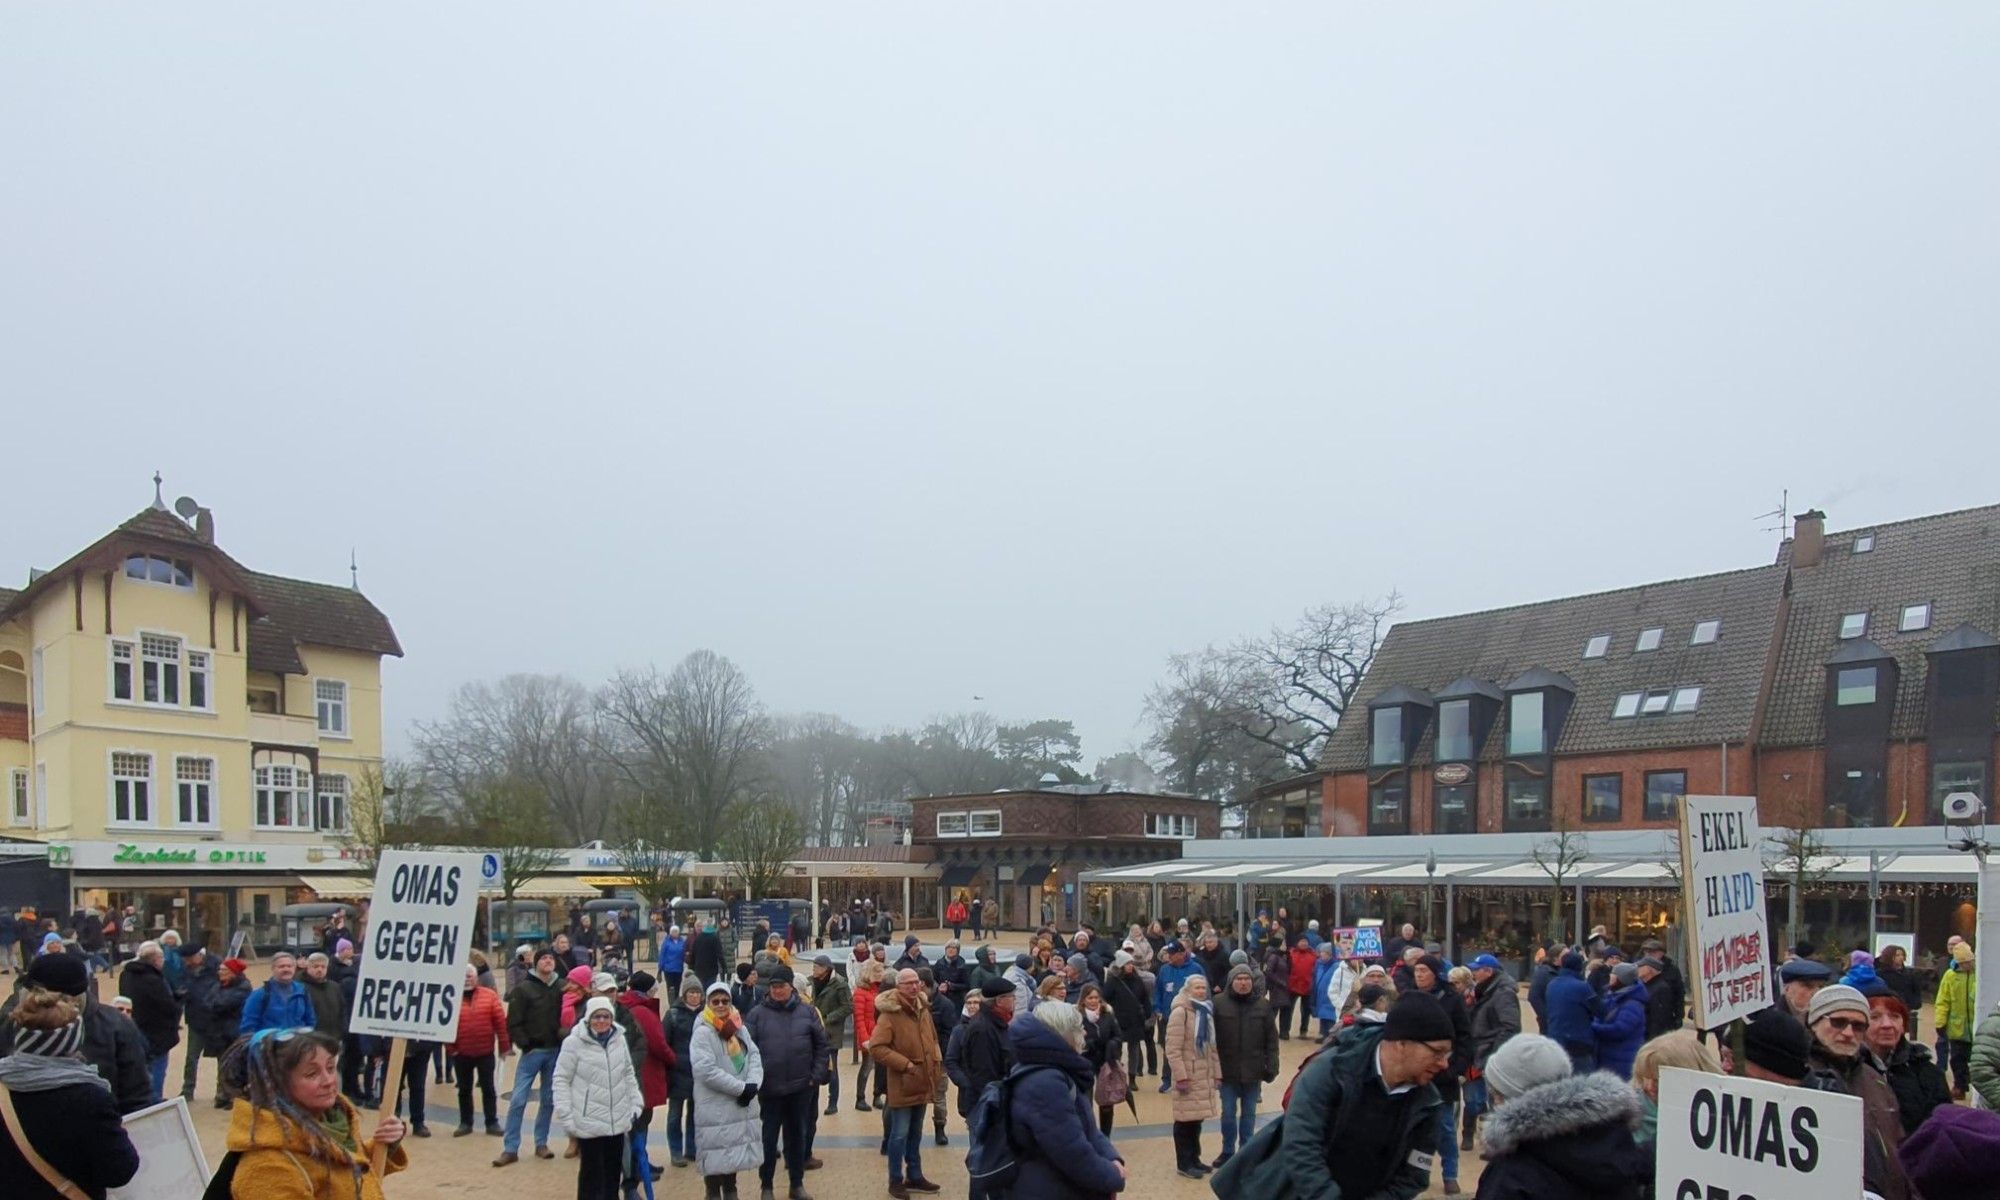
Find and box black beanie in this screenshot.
[1742,1008,1812,1080]
[1383,990,1455,1043]
[627,971,656,994]
[26,954,89,997]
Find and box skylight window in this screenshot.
[1640,690,1672,715]
[1635,628,1664,653]
[1583,635,1610,659]
[1612,692,1642,719]
[1670,686,1702,713]
[1853,535,1874,554]
[1901,603,1931,633]
[1839,612,1868,640]
[1691,620,1720,646]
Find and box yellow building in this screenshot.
[0,489,400,953]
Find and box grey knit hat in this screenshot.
[1066,953,1090,973]
[1611,962,1641,987]
[1229,949,1249,966]
[1484,1033,1572,1101]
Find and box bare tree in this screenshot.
[412,674,612,844]
[1142,651,1291,809]
[1531,818,1592,945]
[596,650,769,860]
[456,775,567,912]
[1231,594,1401,773]
[341,759,441,879]
[720,797,805,901]
[1764,793,1834,950]
[766,713,866,846]
[911,711,1013,795]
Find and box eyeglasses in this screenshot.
[707,996,731,1006]
[1418,1041,1454,1060]
[1824,1017,1868,1034]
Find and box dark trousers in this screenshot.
[396,1043,432,1130]
[1949,1039,1973,1093]
[1293,994,1314,1033]
[576,1133,625,1199]
[758,1088,813,1188]
[1098,1103,1115,1136]
[1172,1119,1204,1169]
[341,1035,369,1102]
[824,1051,841,1108]
[180,1025,206,1098]
[1275,992,1295,1037]
[1126,1034,1149,1081]
[453,1054,497,1126]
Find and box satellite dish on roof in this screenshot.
[174,496,200,520]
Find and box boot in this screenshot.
[1461,1123,1475,1152]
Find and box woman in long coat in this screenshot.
[689,981,765,1199]
[1164,973,1222,1178]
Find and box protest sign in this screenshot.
[1655,1067,1862,1200]
[1677,794,1772,1029]
[350,849,482,1040]
[108,1097,208,1200]
[1329,926,1384,959]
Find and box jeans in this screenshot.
[503,1047,559,1154]
[759,1089,813,1188]
[1218,1082,1260,1157]
[667,1094,697,1161]
[1462,1078,1488,1126]
[1437,1099,1460,1182]
[0,942,19,972]
[454,1054,497,1126]
[147,1053,169,1102]
[884,1104,925,1185]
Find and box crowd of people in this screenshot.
[6,901,2000,1200]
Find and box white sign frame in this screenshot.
[1655,1067,1863,1200]
[108,1096,209,1200]
[348,849,483,1040]
[1678,794,1773,1029]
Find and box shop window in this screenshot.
[316,773,349,832]
[111,751,153,826]
[1584,774,1623,823]
[1368,778,1408,835]
[1433,782,1475,835]
[1644,770,1686,822]
[176,757,217,827]
[255,764,312,829]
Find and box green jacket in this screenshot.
[1935,965,1976,1042]
[1970,1007,2000,1111]
[809,969,852,1047]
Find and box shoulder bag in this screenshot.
[0,1081,91,1200]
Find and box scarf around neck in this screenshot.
[1191,998,1214,1052]
[702,1006,747,1072]
[0,1054,107,1093]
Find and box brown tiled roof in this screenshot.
[245,570,403,659]
[246,618,308,675]
[793,845,935,863]
[1760,504,2000,745]
[1321,563,1786,771]
[0,587,17,610]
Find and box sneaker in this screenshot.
[906,1181,942,1194]
[534,1145,555,1160]
[454,1124,474,1137]
[1157,1080,1172,1093]
[492,1153,519,1168]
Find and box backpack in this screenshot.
[964,1064,1062,1195]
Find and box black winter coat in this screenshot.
[1212,986,1278,1088]
[665,1001,700,1099]
[1080,1007,1121,1077]
[933,953,971,1001]
[743,993,829,1097]
[1474,1072,1645,1200]
[1420,981,1471,1103]
[205,976,252,1052]
[116,959,181,1057]
[0,1069,140,1200]
[1876,966,1924,1033]
[1882,1039,1952,1136]
[506,972,565,1053]
[1103,970,1147,1034]
[181,958,220,1043]
[689,931,725,985]
[952,1008,1013,1116]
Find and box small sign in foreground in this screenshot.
[1677,794,1772,1029]
[1655,1067,1863,1200]
[349,849,482,1040]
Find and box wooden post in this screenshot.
[371,1037,406,1177]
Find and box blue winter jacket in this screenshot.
[1312,957,1341,1020]
[1543,967,1600,1051]
[1590,982,1649,1078]
[659,935,688,975]
[239,979,315,1034]
[1154,956,1201,1018]
[1005,1013,1127,1200]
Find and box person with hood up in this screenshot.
[224,1026,408,1200]
[617,972,676,1191]
[1542,952,1600,1073]
[1001,1000,1128,1200]
[0,984,141,1200]
[966,946,1001,996]
[1934,942,1976,1097]
[557,996,645,1200]
[743,965,827,1200]
[1472,1033,1645,1200]
[1589,962,1649,1080]
[1164,972,1221,1178]
[1210,962,1277,1169]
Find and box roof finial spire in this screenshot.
[350,547,359,591]
[150,471,167,511]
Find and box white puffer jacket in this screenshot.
[554,1016,645,1139]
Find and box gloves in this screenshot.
[1466,1066,1481,1081]
[1175,1080,1190,1094]
[736,1082,759,1107]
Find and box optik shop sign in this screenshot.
[46,844,270,867]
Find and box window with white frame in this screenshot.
[124,553,194,589]
[1640,690,1673,715]
[110,640,135,701]
[1839,612,1868,640]
[1635,628,1664,652]
[110,752,154,825]
[316,679,349,736]
[1145,813,1199,839]
[967,810,1001,837]
[9,769,27,827]
[315,773,350,832]
[175,757,217,827]
[30,647,43,715]
[935,812,969,837]
[1583,634,1610,659]
[1612,692,1643,719]
[1670,686,1702,713]
[140,633,182,705]
[187,650,211,710]
[1691,620,1721,645]
[255,764,313,829]
[1901,603,1931,633]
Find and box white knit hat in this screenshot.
[584,996,617,1020]
[1484,1034,1572,1102]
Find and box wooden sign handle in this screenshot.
[372,1038,406,1178]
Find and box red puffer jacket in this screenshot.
[452,985,511,1058]
[617,991,676,1108]
[854,983,880,1047]
[1288,946,1318,998]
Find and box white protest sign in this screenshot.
[349,849,482,1040]
[1677,794,1772,1029]
[1655,1067,1863,1200]
[108,1097,208,1200]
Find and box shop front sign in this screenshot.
[46,840,341,872]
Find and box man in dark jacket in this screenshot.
[1636,955,1683,1040]
[808,955,852,1116]
[1211,991,1451,1200]
[955,977,1016,1119]
[1464,954,1522,1152]
[744,965,829,1200]
[932,940,971,1005]
[689,920,726,989]
[300,951,348,1036]
[1639,939,1686,1025]
[1542,952,1601,1072]
[0,952,153,1114]
[118,940,181,1101]
[892,933,929,975]
[496,947,565,1166]
[178,944,217,1102]
[1212,964,1278,1169]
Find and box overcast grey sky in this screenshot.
[5,6,1996,764]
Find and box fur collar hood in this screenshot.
[1481,1071,1641,1158]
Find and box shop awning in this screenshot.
[1350,861,1492,881]
[938,862,980,888]
[485,877,603,899]
[297,874,374,900]
[1017,862,1055,887]
[1252,861,1393,883]
[1166,862,1300,882]
[1088,860,1202,881]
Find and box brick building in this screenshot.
[911,785,1216,931]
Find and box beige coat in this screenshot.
[1164,991,1221,1122]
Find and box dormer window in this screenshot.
[124,554,193,590]
[1671,686,1701,713]
[1839,613,1869,640]
[1612,692,1642,719]
[1583,635,1610,659]
[1635,628,1663,653]
[1691,620,1720,645]
[1901,604,1931,633]
[1853,534,1874,554]
[1507,691,1546,755]
[1370,707,1405,766]
[1640,690,1672,715]
[1436,699,1474,761]
[1836,667,1879,706]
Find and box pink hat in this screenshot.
[566,965,595,988]
[335,939,354,955]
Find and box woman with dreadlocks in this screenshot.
[224,1027,408,1199]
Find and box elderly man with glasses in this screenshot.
[1806,984,1913,1200]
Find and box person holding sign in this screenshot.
[223,1027,408,1200]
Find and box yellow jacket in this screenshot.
[226,1097,409,1200]
[1936,964,1977,1042]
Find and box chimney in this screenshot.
[194,507,215,545]
[1793,509,1826,567]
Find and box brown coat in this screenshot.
[867,986,942,1109]
[1164,991,1221,1122]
